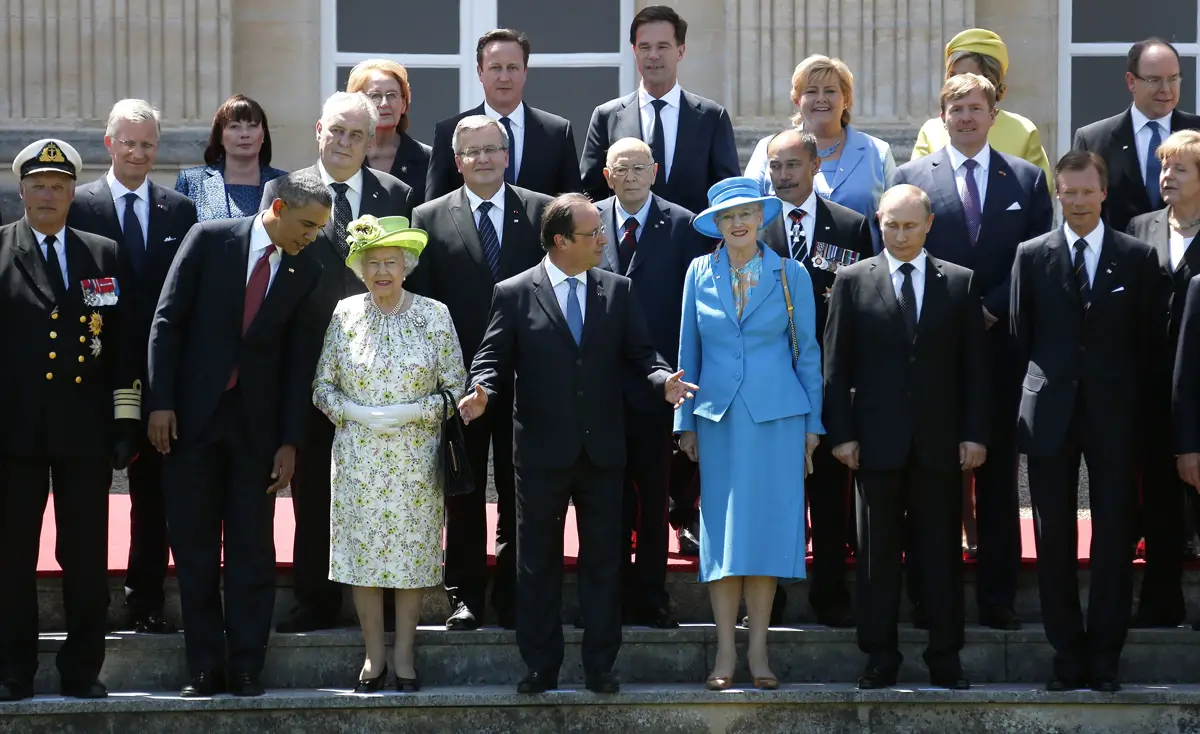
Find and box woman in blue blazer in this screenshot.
[676,177,824,690]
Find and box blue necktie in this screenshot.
[1146,121,1163,208]
[123,192,147,275]
[648,99,667,188]
[500,116,516,184]
[476,201,501,279]
[566,276,583,345]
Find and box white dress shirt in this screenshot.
[318,160,364,219]
[465,185,507,245]
[246,213,283,291]
[1132,105,1173,183]
[1064,221,1105,286]
[615,196,653,242]
[1170,228,1195,272]
[884,248,927,318]
[484,101,525,178]
[781,191,818,260]
[946,143,991,211]
[639,82,682,181]
[106,169,150,243]
[543,256,587,322]
[33,226,69,289]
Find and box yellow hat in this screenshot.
[946,28,1009,76]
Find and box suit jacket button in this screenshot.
[49,352,56,359]
[45,372,53,380]
[49,331,57,339]
[734,373,741,380]
[78,356,85,363]
[576,358,583,366]
[79,316,86,323]
[50,312,58,320]
[75,376,82,384]
[908,355,916,363]
[80,336,86,343]
[734,352,741,359]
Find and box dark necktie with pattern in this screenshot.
[330,182,353,259]
[1073,239,1092,307]
[787,208,808,261]
[476,201,501,279]
[897,262,918,339]
[500,116,516,185]
[123,192,147,276]
[1146,121,1163,209]
[648,99,668,188]
[962,158,982,246]
[619,217,639,273]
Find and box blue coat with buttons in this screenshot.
[674,243,824,435]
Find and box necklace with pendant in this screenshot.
[817,137,843,158]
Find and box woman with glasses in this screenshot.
[675,177,824,690]
[346,59,431,206]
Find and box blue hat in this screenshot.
[692,176,783,239]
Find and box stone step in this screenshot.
[32,625,1200,694]
[3,684,1199,733]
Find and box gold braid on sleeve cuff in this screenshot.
[114,379,143,421]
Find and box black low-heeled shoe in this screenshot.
[395,669,421,692]
[354,664,389,693]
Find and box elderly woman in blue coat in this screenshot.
[676,177,824,690]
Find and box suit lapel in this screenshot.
[1113,109,1148,209]
[762,213,789,259]
[499,185,535,279]
[230,224,252,333]
[711,248,739,324]
[88,184,121,239]
[62,231,91,301]
[598,199,621,272]
[202,165,229,217]
[579,270,603,349]
[533,262,577,347]
[827,128,866,195]
[914,256,948,341]
[450,187,491,279]
[249,252,304,334]
[616,92,642,141]
[981,150,1012,220]
[930,149,969,238]
[1044,229,1077,300]
[14,220,58,308]
[739,247,780,323]
[627,198,667,276]
[1089,229,1121,305]
[673,93,702,184]
[1145,209,1171,270]
[869,255,908,335]
[516,108,544,187]
[359,169,387,216]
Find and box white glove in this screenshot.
[342,403,401,435]
[372,402,424,426]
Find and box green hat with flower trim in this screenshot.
[344,214,429,269]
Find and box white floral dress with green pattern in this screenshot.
[313,293,466,589]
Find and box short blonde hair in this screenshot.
[346,59,413,134]
[1157,129,1200,167]
[789,55,854,128]
[939,73,997,113]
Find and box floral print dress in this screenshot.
[313,293,466,589]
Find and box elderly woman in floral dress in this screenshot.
[313,214,465,693]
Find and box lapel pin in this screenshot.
[1123,145,1130,150]
[513,218,519,224]
[400,165,408,174]
[288,268,295,273]
[998,170,1007,177]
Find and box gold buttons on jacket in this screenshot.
[77,356,84,363]
[50,312,58,320]
[49,352,56,359]
[79,316,86,323]
[45,372,53,380]
[75,377,82,383]
[79,336,86,343]
[50,331,57,339]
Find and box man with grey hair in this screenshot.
[260,92,417,634]
[68,98,198,635]
[406,113,552,631]
[149,170,329,697]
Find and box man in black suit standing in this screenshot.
[148,172,329,698]
[595,137,708,628]
[1073,38,1200,233]
[261,91,417,634]
[426,29,580,201]
[67,99,198,635]
[1012,151,1159,692]
[458,192,695,694]
[580,5,740,217]
[891,73,1052,631]
[824,184,987,691]
[0,138,141,702]
[407,115,551,631]
[761,129,873,628]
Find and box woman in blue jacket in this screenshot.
[676,177,824,690]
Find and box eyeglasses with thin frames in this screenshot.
[1131,72,1184,89]
[572,224,607,239]
[457,145,509,161]
[366,92,403,105]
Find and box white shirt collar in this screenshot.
[615,196,654,230]
[317,160,364,194]
[465,184,507,214]
[250,212,279,256]
[32,226,68,246]
[783,190,818,218]
[884,248,928,276]
[947,143,991,173]
[1131,105,1172,135]
[105,169,150,203]
[484,101,525,128]
[639,82,682,109]
[543,256,584,288]
[1064,220,1106,254]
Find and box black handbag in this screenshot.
[439,390,475,497]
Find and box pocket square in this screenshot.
[1112,286,1125,293]
[1006,202,1021,211]
[163,236,177,242]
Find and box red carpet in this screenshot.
[39,496,1099,577]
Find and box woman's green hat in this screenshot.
[344,214,429,268]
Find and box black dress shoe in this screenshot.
[228,671,265,697]
[61,679,108,699]
[180,671,227,698]
[677,522,700,556]
[275,610,338,634]
[814,604,855,628]
[1045,676,1086,692]
[132,612,177,635]
[446,603,480,631]
[585,671,620,694]
[395,669,421,693]
[857,667,898,689]
[517,669,558,694]
[1090,677,1121,693]
[929,672,970,690]
[979,606,1022,631]
[353,664,389,693]
[0,680,32,701]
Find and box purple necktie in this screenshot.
[962,158,982,246]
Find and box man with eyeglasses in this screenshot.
[259,91,418,634]
[406,115,552,632]
[594,137,709,629]
[67,99,198,636]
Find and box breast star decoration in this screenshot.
[89,312,103,357]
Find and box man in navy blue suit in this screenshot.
[892,73,1052,631]
[595,137,709,627]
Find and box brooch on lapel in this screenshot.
[399,165,408,174]
[80,277,119,307]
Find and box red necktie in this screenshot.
[227,247,274,389]
[619,218,639,272]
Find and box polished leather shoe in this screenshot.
[61,679,108,699]
[584,671,620,694]
[132,612,177,635]
[815,604,855,628]
[275,610,339,634]
[857,667,898,689]
[979,606,1022,631]
[395,670,421,693]
[929,671,970,690]
[1090,677,1121,693]
[180,671,226,698]
[517,669,558,694]
[354,664,388,693]
[0,680,32,701]
[1045,676,1086,692]
[627,606,679,629]
[228,671,265,697]
[677,522,700,556]
[446,603,481,631]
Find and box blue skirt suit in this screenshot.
[674,244,825,582]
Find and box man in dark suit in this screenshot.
[260,92,417,634]
[1073,38,1200,233]
[1172,271,1200,588]
[1012,151,1159,692]
[67,99,198,635]
[406,115,552,631]
[458,193,694,695]
[594,137,708,628]
[892,73,1052,631]
[148,172,329,698]
[580,5,740,217]
[824,184,987,691]
[0,139,141,701]
[761,129,873,628]
[426,29,580,201]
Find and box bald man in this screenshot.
[823,184,988,690]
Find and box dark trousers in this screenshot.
[668,451,699,530]
[0,457,111,686]
[620,407,673,611]
[516,455,622,675]
[125,432,170,617]
[1135,386,1186,621]
[288,408,343,620]
[445,392,515,618]
[807,439,853,613]
[856,456,964,673]
[164,389,278,676]
[1027,400,1135,680]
